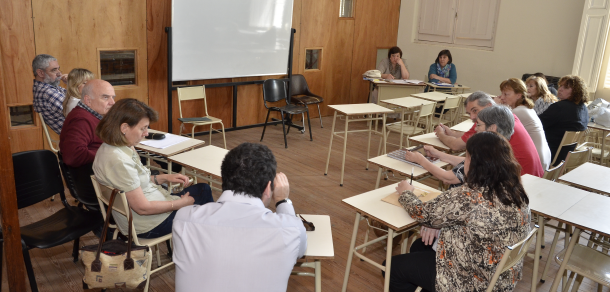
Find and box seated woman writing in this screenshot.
[387,131,531,292]
[93,98,214,239]
[404,146,465,190]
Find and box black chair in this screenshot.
[260,78,313,148]
[290,74,324,128]
[7,150,103,292]
[57,152,101,212]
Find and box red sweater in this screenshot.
[59,106,102,167]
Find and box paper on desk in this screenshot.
[139,133,190,149]
[389,79,424,84]
[382,188,442,207]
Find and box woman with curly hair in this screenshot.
[526,75,558,115]
[538,75,589,161]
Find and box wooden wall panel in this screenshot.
[147,0,171,132]
[32,0,148,104]
[172,79,233,134]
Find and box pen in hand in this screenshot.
[410,167,413,184]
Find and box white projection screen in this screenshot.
[171,0,294,81]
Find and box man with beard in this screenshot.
[32,54,68,134]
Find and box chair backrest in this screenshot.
[39,112,59,153]
[563,147,592,173]
[418,103,437,132]
[290,74,311,96]
[58,152,99,209]
[543,160,565,181]
[486,226,539,292]
[177,86,209,118]
[12,150,66,209]
[552,142,578,167]
[438,95,461,122]
[263,79,289,107]
[552,131,582,164]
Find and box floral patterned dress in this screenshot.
[399,184,531,292]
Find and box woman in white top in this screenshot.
[499,78,552,170]
[526,75,558,115]
[63,68,94,117]
[93,98,214,238]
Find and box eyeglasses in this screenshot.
[299,214,315,231]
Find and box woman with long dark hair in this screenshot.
[386,132,531,292]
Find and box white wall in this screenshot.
[398,0,584,95]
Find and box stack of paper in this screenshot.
[139,133,190,149]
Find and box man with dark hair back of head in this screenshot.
[32,54,69,134]
[172,142,307,292]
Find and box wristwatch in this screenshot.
[275,198,292,208]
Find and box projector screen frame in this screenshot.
[164,27,297,134]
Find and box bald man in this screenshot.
[60,79,116,167]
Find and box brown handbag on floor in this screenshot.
[81,189,150,289]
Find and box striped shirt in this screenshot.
[33,79,66,134]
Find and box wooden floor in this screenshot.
[5,115,609,291]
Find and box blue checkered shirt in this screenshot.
[33,79,66,134]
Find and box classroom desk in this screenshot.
[408,132,452,152]
[411,91,453,103]
[368,154,449,189]
[341,182,439,292]
[424,82,470,94]
[368,80,426,105]
[167,145,228,192]
[557,162,610,196]
[324,104,394,186]
[381,97,436,148]
[292,214,334,292]
[587,122,610,164]
[450,119,474,133]
[136,129,206,174]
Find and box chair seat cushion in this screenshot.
[273,104,309,115]
[291,95,323,105]
[20,207,103,249]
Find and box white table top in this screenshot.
[450,120,474,133]
[328,103,395,115]
[411,91,453,102]
[521,174,590,219]
[558,193,610,237]
[136,129,205,157]
[368,154,449,179]
[299,214,334,259]
[342,182,439,231]
[408,133,451,151]
[558,162,610,195]
[167,145,228,177]
[588,122,610,132]
[381,97,435,109]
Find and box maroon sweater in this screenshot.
[59,106,102,167]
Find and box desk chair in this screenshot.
[551,131,582,166]
[414,226,539,292]
[290,74,324,128]
[562,147,592,174]
[260,79,312,148]
[552,142,578,168]
[39,112,59,153]
[91,177,174,292]
[430,95,461,128]
[554,239,610,291]
[379,103,435,154]
[9,150,103,292]
[177,86,226,149]
[57,153,100,212]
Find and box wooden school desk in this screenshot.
[411,91,453,103]
[449,119,474,133]
[292,214,334,292]
[424,82,470,94]
[557,162,610,196]
[408,132,452,152]
[587,122,610,165]
[324,104,394,186]
[136,129,206,174]
[341,182,439,292]
[367,79,426,105]
[381,97,436,148]
[368,154,449,189]
[167,145,228,192]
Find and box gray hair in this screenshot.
[464,91,496,107]
[477,105,514,140]
[32,54,57,76]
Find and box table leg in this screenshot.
[382,114,388,155]
[549,228,582,292]
[366,114,372,170]
[375,167,383,189]
[315,260,321,292]
[384,228,394,292]
[340,115,350,186]
[324,111,338,176]
[342,213,362,292]
[531,216,543,292]
[399,108,405,149]
[601,130,607,166]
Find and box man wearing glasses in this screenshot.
[32,54,68,134]
[172,142,307,292]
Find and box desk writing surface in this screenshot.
[521,174,589,219]
[342,182,439,231]
[411,92,452,102]
[328,104,394,115]
[557,193,610,238]
[408,133,451,151]
[558,162,610,194]
[167,145,228,177]
[368,154,449,179]
[588,122,610,132]
[374,80,426,86]
[299,215,334,259]
[381,97,435,108]
[450,120,474,133]
[137,129,205,157]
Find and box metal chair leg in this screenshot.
[22,246,39,292]
[281,111,288,148]
[306,109,312,141]
[317,104,323,128]
[72,237,80,262]
[260,110,272,142]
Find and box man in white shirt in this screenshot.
[172,142,307,292]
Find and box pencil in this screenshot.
[410,167,413,184]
